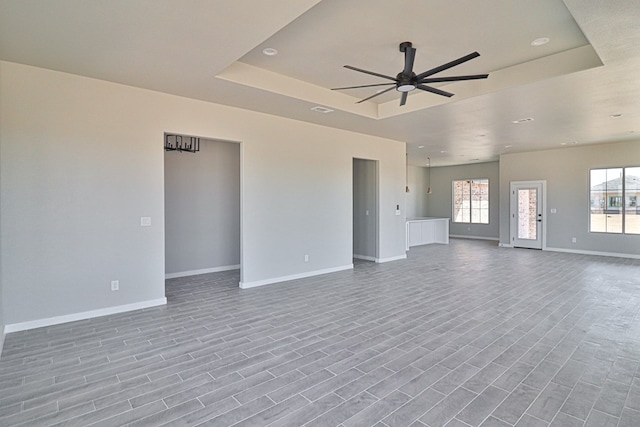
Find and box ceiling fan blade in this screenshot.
[403,47,416,75]
[419,74,488,84]
[415,51,481,80]
[417,84,454,97]
[331,83,395,91]
[344,65,397,82]
[400,92,408,106]
[356,86,396,103]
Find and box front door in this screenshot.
[510,181,544,249]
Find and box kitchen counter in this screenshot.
[406,217,450,250]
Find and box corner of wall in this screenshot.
[0,77,4,358]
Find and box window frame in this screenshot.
[451,178,490,224]
[589,166,640,235]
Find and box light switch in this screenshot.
[550,208,557,214]
[395,210,401,216]
[140,217,151,226]
[365,210,369,216]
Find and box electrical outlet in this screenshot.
[140,217,151,227]
[304,254,309,262]
[571,237,577,243]
[111,280,119,291]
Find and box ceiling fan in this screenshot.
[332,42,488,106]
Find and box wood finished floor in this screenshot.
[1,239,640,426]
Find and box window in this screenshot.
[590,167,640,234]
[453,179,489,224]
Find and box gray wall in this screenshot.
[0,61,407,327]
[425,162,500,239]
[353,159,377,259]
[406,164,428,218]
[500,140,640,255]
[164,139,240,275]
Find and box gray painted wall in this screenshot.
[0,61,406,326]
[425,162,500,239]
[353,159,377,259]
[164,139,240,275]
[406,165,428,218]
[500,140,640,255]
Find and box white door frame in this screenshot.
[510,180,547,250]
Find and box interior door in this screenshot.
[510,181,544,249]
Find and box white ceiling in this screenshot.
[1,0,639,166]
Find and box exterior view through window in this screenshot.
[453,179,489,224]
[590,167,640,234]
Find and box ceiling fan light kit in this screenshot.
[332,41,488,106]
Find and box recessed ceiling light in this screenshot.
[262,47,278,56]
[531,37,550,47]
[504,145,513,148]
[310,106,334,113]
[418,145,425,149]
[561,142,567,146]
[610,113,623,118]
[512,117,535,124]
[440,150,447,154]
[572,141,579,144]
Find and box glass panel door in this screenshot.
[625,167,640,234]
[511,182,544,249]
[517,189,537,240]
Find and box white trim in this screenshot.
[165,265,240,279]
[376,254,407,263]
[239,264,353,289]
[545,247,640,260]
[4,298,167,334]
[0,330,5,357]
[353,254,376,261]
[449,235,499,241]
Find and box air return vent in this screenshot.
[511,117,535,124]
[310,106,334,113]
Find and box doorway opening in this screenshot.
[353,158,379,262]
[164,134,241,286]
[510,180,546,249]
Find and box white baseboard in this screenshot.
[450,235,499,241]
[4,298,167,334]
[376,254,407,263]
[545,247,640,260]
[239,264,353,289]
[353,254,377,262]
[165,264,240,279]
[498,243,514,248]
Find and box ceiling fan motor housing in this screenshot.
[396,72,416,92]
